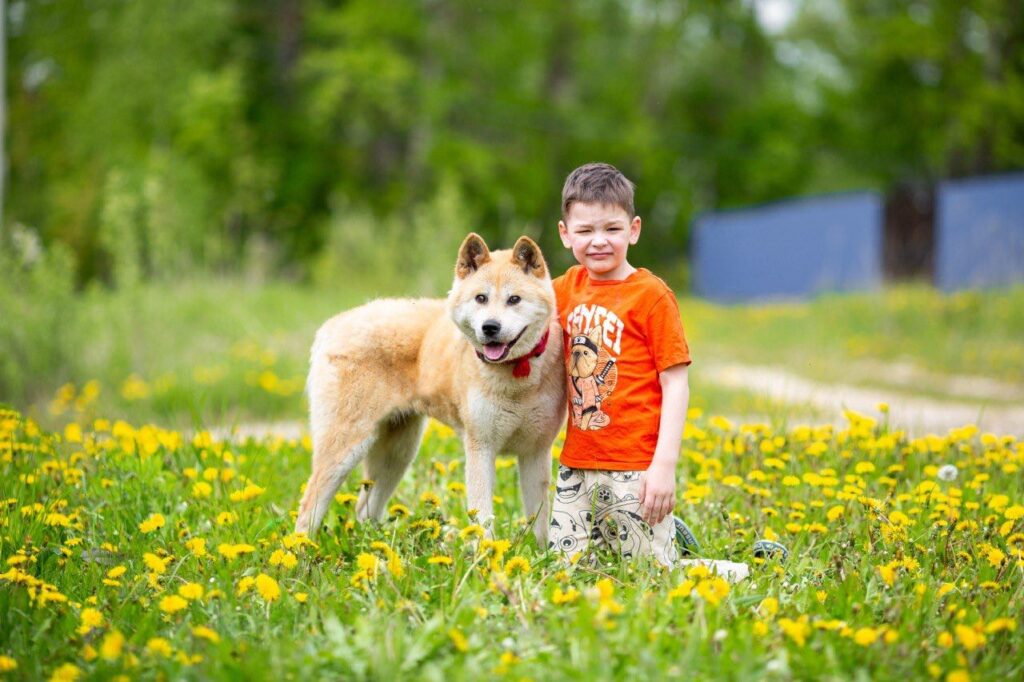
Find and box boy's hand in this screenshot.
[638,459,676,526]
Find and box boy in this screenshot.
[549,163,763,576]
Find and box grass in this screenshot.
[13,278,1023,431]
[1,407,1021,680]
[684,285,1024,391]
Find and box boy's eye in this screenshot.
[507,295,521,306]
[475,294,488,304]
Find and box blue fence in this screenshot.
[935,172,1024,292]
[692,192,884,302]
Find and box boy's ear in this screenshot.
[558,220,572,249]
[511,236,547,278]
[456,233,491,279]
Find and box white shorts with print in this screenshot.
[548,464,678,567]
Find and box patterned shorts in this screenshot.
[548,464,678,567]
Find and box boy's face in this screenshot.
[558,201,641,280]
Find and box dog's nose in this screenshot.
[482,320,501,337]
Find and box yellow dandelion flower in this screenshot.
[551,587,580,605]
[138,513,166,533]
[779,616,811,646]
[216,512,238,526]
[504,556,530,576]
[419,491,442,507]
[269,549,298,569]
[255,574,281,602]
[217,543,255,560]
[106,566,127,579]
[827,505,845,521]
[49,663,81,682]
[99,629,124,661]
[143,553,168,575]
[448,628,469,652]
[388,503,411,518]
[853,627,879,646]
[947,670,970,682]
[428,556,453,565]
[229,484,266,503]
[159,595,189,614]
[146,638,173,657]
[191,626,220,643]
[185,538,208,558]
[294,592,308,603]
[178,582,204,600]
[954,624,985,651]
[459,525,485,540]
[77,607,103,634]
[1003,505,1023,520]
[237,576,256,596]
[758,597,778,618]
[984,618,1016,634]
[0,656,17,672]
[695,577,730,606]
[985,547,1006,567]
[191,482,213,498]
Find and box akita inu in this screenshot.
[295,234,566,545]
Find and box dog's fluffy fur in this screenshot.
[295,234,566,545]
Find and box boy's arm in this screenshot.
[639,363,689,526]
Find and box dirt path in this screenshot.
[702,362,1024,436]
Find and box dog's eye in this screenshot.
[475,294,488,304]
[507,295,521,306]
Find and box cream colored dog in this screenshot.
[295,234,566,545]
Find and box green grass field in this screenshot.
[2,407,1021,680]
[9,279,1022,430]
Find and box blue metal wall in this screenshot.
[935,172,1024,292]
[692,192,884,302]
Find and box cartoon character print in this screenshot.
[548,465,600,553]
[593,471,653,558]
[567,325,618,430]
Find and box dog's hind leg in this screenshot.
[295,422,378,536]
[355,413,427,522]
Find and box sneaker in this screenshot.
[673,516,701,556]
[752,539,789,562]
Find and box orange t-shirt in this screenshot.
[552,266,692,471]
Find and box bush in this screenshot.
[0,226,77,404]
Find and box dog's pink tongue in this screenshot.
[483,343,507,360]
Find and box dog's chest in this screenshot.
[464,387,558,452]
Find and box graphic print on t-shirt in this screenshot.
[566,303,621,431]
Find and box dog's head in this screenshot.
[568,326,602,378]
[448,233,555,364]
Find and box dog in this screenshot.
[294,233,566,546]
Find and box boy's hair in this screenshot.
[561,163,636,219]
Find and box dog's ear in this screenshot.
[588,326,602,346]
[511,236,547,278]
[456,233,491,279]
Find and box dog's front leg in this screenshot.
[517,447,551,547]
[463,437,497,535]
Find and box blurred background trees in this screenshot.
[4,0,1023,289]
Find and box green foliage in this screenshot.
[0,227,76,402]
[15,0,1021,286]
